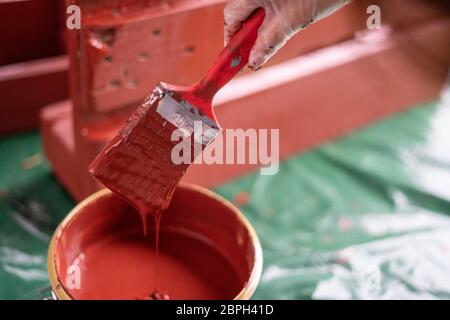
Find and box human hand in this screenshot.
[224,0,351,69]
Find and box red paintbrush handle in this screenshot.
[193,8,265,103]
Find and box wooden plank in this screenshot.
[0,0,64,66]
[0,56,69,135]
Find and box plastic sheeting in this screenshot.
[0,134,73,299]
[216,86,450,299]
[1,88,450,299]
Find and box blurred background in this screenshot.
[0,0,450,299]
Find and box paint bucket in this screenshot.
[48,183,262,300]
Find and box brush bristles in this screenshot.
[89,91,190,214]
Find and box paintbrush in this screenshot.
[89,9,265,216]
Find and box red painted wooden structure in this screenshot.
[39,0,450,201]
[0,0,68,135]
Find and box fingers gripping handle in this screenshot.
[194,8,265,102]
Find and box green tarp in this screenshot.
[1,91,450,299]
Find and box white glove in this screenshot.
[224,0,351,70]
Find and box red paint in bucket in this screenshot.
[48,184,262,300]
